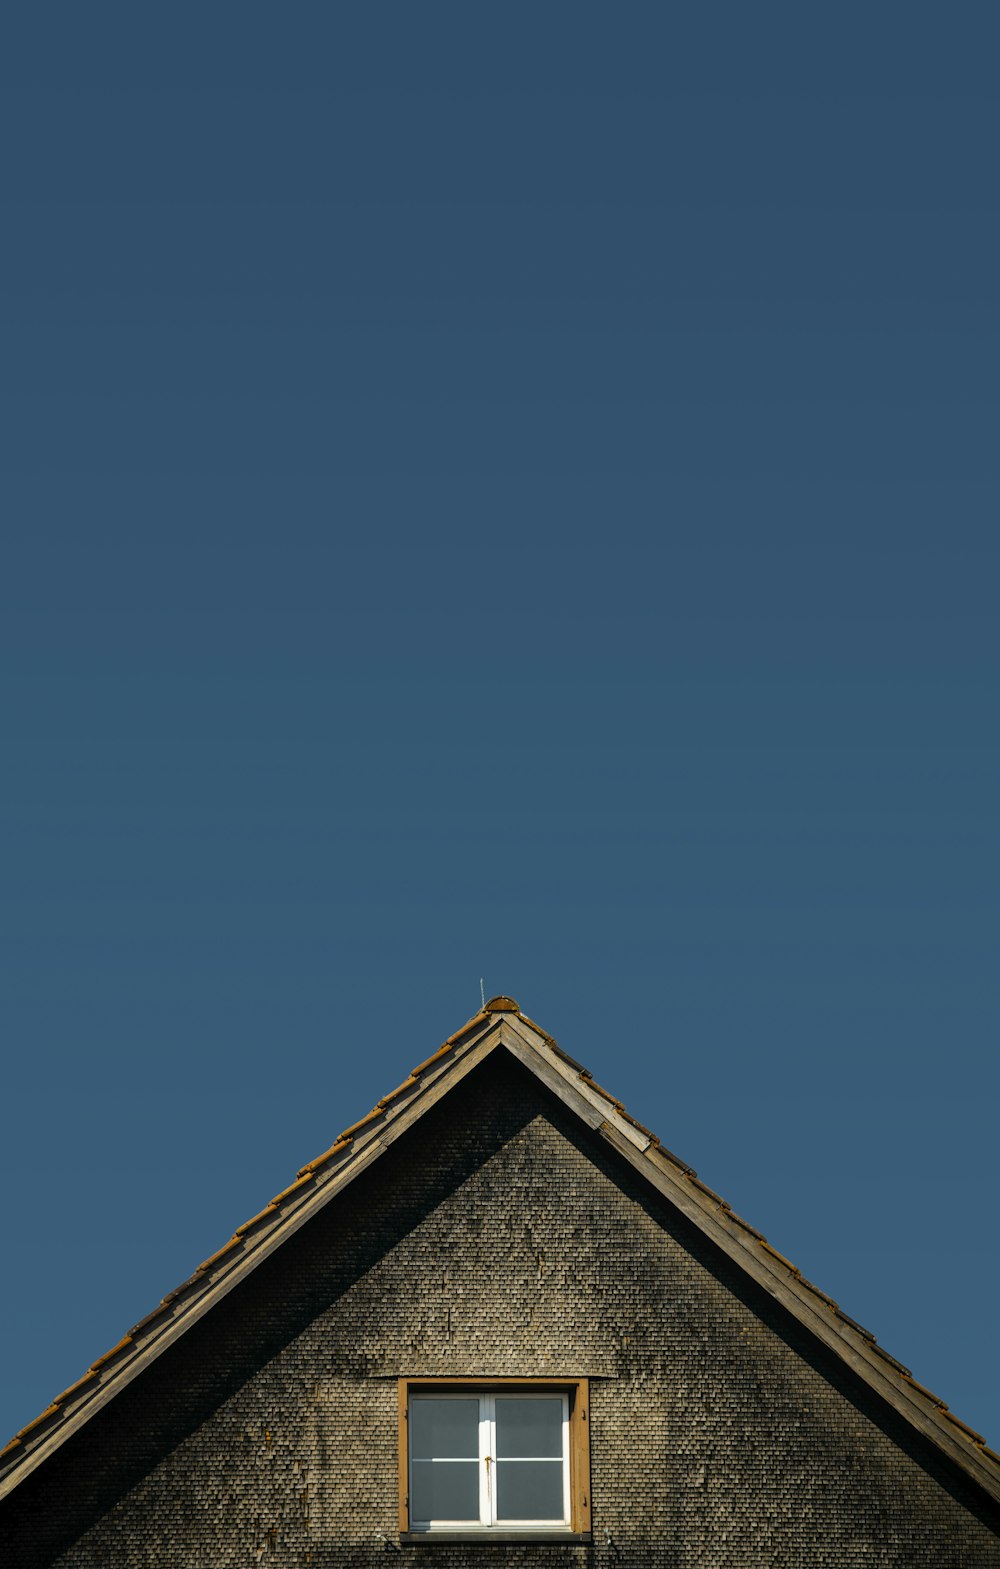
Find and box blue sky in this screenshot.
[2,9,998,1455]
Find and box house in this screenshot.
[2,995,998,1567]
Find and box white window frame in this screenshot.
[407,1390,571,1534]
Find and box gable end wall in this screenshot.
[5,1051,999,1569]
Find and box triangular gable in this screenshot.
[2,995,998,1507]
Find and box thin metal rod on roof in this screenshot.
[480,977,485,1009]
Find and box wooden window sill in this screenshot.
[400,1531,593,1545]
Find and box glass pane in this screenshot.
[410,1398,480,1460]
[495,1460,565,1521]
[495,1398,563,1458]
[410,1460,480,1522]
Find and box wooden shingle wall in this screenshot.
[3,1050,999,1568]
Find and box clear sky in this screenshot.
[2,9,998,1455]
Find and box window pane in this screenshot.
[410,1398,480,1460]
[494,1398,563,1458]
[410,1461,480,1522]
[495,1460,565,1521]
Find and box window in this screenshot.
[397,1379,591,1541]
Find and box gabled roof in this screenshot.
[2,995,999,1506]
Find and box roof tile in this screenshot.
[622,1114,660,1143]
[235,1204,280,1236]
[16,1404,62,1439]
[871,1344,912,1378]
[89,1336,133,1372]
[337,1106,385,1139]
[126,1303,172,1339]
[516,1011,560,1049]
[834,1310,877,1343]
[548,1043,590,1074]
[409,1043,457,1077]
[270,1172,315,1204]
[945,1411,987,1444]
[380,1074,421,1105]
[903,1374,944,1403]
[759,1240,800,1275]
[297,1137,353,1178]
[798,1277,839,1311]
[196,1236,243,1274]
[163,1272,205,1299]
[50,1370,99,1405]
[725,1210,766,1241]
[584,1077,627,1111]
[652,1145,697,1177]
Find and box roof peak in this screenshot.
[483,994,519,1013]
